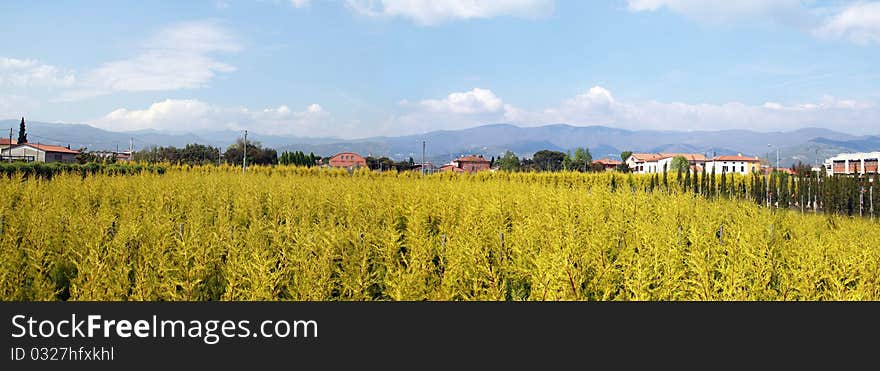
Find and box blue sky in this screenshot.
[1,0,879,138]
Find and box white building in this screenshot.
[704,154,761,175]
[625,153,707,174]
[823,152,880,175]
[1,143,80,163]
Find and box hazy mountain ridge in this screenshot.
[2,119,876,166]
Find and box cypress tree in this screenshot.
[662,164,668,192]
[709,167,716,198]
[17,117,27,144]
[684,167,691,193]
[701,165,708,197]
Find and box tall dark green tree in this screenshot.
[662,163,668,191]
[709,167,716,198]
[720,169,727,197]
[17,117,27,144]
[701,165,708,196]
[684,167,691,192]
[533,150,567,172]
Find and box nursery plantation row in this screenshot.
[1,165,878,301]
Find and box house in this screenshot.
[823,152,880,175]
[704,154,761,175]
[625,153,707,174]
[444,155,490,174]
[0,138,16,151]
[592,158,622,171]
[327,152,367,169]
[1,143,79,163]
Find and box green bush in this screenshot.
[0,162,165,179]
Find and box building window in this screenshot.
[741,166,744,172]
[722,166,727,173]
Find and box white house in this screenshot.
[823,152,880,175]
[1,143,80,163]
[704,154,761,175]
[625,153,707,174]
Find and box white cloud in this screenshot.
[626,0,809,23]
[813,2,880,45]
[92,99,330,136]
[525,87,877,133]
[0,95,40,119]
[398,85,879,135]
[395,88,514,133]
[61,20,241,101]
[0,57,75,88]
[345,0,554,25]
[291,0,310,8]
[416,88,504,114]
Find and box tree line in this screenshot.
[496,148,631,172]
[131,140,278,166]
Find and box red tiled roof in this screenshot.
[593,158,622,165]
[662,153,707,161]
[0,138,16,145]
[11,143,80,154]
[629,153,661,162]
[713,155,760,162]
[440,164,465,172]
[630,153,706,162]
[455,155,489,163]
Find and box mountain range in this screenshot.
[2,119,878,167]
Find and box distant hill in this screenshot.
[279,124,868,166]
[0,120,206,152]
[2,119,876,167]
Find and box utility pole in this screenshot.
[7,128,11,163]
[242,130,248,173]
[421,140,426,176]
[776,147,780,170]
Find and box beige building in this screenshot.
[704,154,761,175]
[1,143,80,163]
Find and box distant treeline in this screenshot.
[0,162,166,179]
[498,149,630,172]
[132,141,277,166]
